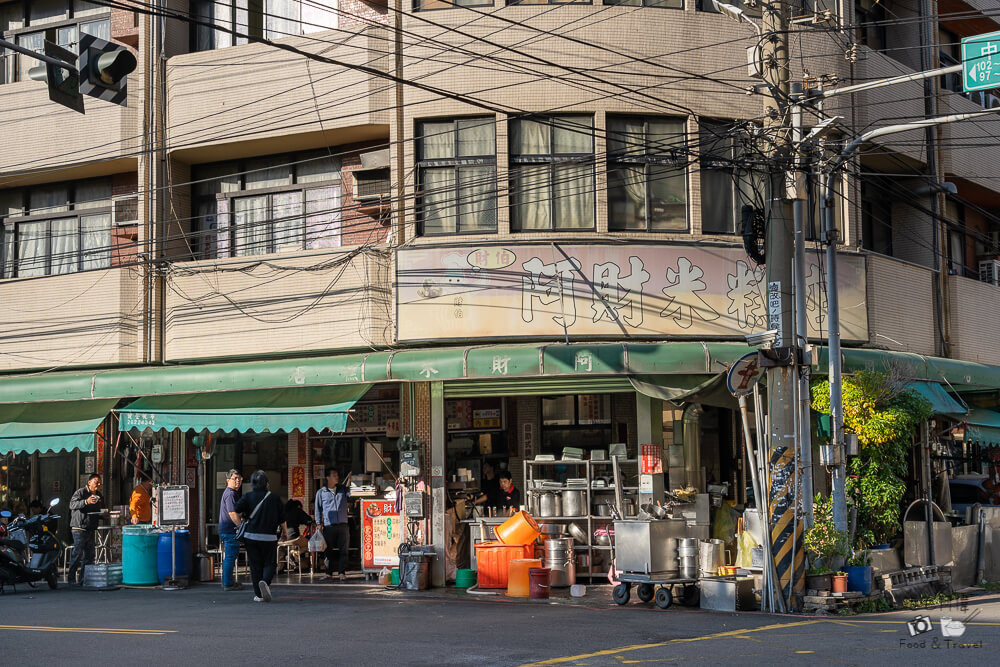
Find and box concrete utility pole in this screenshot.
[760,0,804,607]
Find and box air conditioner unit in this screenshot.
[980,259,1000,286]
[354,167,390,202]
[112,194,139,225]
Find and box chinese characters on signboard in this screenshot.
[397,245,867,343]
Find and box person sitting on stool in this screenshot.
[314,468,351,582]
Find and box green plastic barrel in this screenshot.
[455,568,476,588]
[122,526,160,585]
[391,568,400,586]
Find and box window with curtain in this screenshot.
[1,2,110,84]
[415,0,493,11]
[191,1,339,51]
[193,150,342,258]
[417,118,497,236]
[510,115,594,231]
[699,120,765,235]
[604,0,683,8]
[607,115,687,232]
[0,178,112,279]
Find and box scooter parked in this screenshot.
[0,498,62,593]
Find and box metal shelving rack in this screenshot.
[525,458,638,582]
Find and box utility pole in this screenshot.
[761,0,804,608]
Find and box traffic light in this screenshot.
[79,33,136,107]
[27,40,84,113]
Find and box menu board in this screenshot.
[361,499,401,570]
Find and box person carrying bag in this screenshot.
[234,471,287,603]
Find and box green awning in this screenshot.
[629,374,736,409]
[905,382,967,417]
[963,408,1000,445]
[117,384,371,434]
[0,399,117,454]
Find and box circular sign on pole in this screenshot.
[727,352,765,397]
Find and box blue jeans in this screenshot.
[67,529,95,584]
[220,533,240,587]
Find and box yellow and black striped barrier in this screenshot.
[768,445,805,608]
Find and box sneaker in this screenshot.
[253,596,264,602]
[223,583,243,591]
[259,580,272,602]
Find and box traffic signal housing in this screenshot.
[79,34,136,106]
[27,40,84,113]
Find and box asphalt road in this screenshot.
[0,583,997,666]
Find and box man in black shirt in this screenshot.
[67,474,104,585]
[497,471,521,516]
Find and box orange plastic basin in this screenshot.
[494,510,540,546]
[506,558,542,597]
[475,542,535,589]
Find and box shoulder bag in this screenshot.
[235,491,271,543]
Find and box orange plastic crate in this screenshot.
[475,541,535,589]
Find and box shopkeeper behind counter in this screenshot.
[496,471,521,515]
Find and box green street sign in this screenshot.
[962,31,1000,93]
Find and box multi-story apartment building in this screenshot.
[2,1,999,589]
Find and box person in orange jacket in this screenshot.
[129,479,153,524]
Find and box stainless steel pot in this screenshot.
[544,537,575,556]
[594,503,611,517]
[699,538,727,576]
[562,490,586,517]
[544,557,576,587]
[537,492,561,518]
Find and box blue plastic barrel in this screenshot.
[156,530,192,583]
[122,526,160,585]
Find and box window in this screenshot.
[0,178,112,278]
[606,0,683,8]
[510,115,594,231]
[699,120,764,235]
[507,0,589,5]
[855,0,887,52]
[607,115,687,232]
[1,1,110,84]
[417,118,496,236]
[860,176,893,256]
[696,0,760,14]
[414,0,493,11]
[191,0,338,51]
[946,200,968,277]
[192,151,341,259]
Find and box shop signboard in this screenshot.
[361,499,401,571]
[291,466,306,498]
[397,244,868,343]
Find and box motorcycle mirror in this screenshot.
[49,497,60,507]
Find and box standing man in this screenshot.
[129,478,153,524]
[314,468,352,582]
[218,469,243,591]
[67,474,104,585]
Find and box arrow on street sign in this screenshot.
[962,31,1000,93]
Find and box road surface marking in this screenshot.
[0,624,175,636]
[519,619,824,665]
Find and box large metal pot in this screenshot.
[537,492,561,518]
[544,537,575,557]
[544,556,576,587]
[562,490,586,517]
[699,539,727,577]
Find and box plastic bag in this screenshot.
[308,528,327,553]
[735,530,758,568]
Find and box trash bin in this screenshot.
[122,525,160,586]
[399,551,431,590]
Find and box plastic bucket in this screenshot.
[475,541,535,589]
[122,526,160,586]
[156,530,192,584]
[506,558,542,597]
[528,567,551,599]
[391,568,400,586]
[455,568,476,588]
[494,511,540,546]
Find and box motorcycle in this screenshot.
[0,498,62,593]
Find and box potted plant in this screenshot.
[844,550,873,595]
[832,571,848,593]
[804,494,848,593]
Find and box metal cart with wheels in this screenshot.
[611,572,699,609]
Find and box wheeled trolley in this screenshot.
[611,572,699,609]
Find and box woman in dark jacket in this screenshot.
[234,470,287,602]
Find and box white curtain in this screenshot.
[18,221,47,277]
[272,191,304,252]
[80,213,111,270]
[266,0,299,39]
[457,119,494,157]
[649,165,686,230]
[511,165,549,231]
[458,166,495,232]
[80,18,111,41]
[216,199,231,257]
[16,32,43,82]
[234,195,269,256]
[302,0,338,33]
[553,164,593,229]
[245,157,291,190]
[511,119,549,155]
[421,169,457,235]
[50,218,79,275]
[422,122,454,159]
[1,225,14,279]
[305,186,341,249]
